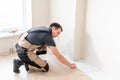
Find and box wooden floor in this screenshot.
[0,52,91,80]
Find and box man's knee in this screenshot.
[42,63,49,72]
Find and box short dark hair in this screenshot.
[49,22,63,32]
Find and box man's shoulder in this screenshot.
[27,26,50,33]
[31,26,48,31]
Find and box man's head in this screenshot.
[49,22,63,38]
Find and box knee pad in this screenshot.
[44,63,49,72]
[41,63,49,72]
[36,51,47,55]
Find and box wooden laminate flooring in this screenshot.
[0,52,91,80]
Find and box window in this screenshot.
[0,0,32,33]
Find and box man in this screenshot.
[13,22,76,73]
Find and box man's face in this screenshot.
[51,26,62,38]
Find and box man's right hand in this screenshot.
[70,63,76,69]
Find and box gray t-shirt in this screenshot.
[25,26,56,47]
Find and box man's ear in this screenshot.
[51,27,56,30]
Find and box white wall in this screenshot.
[85,0,120,79]
[50,0,76,58]
[0,36,17,54]
[74,0,86,60]
[32,0,50,26]
[50,0,86,60]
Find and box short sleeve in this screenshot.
[43,34,56,47]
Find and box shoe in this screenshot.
[13,59,23,73]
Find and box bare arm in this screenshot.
[48,46,76,69]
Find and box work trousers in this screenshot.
[15,43,49,72]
